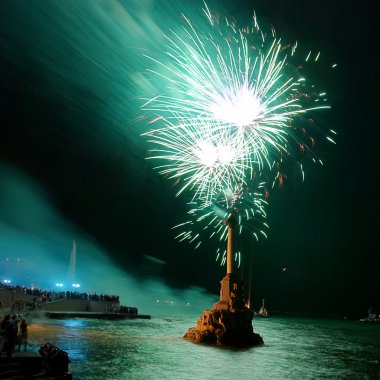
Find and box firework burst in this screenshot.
[142,3,335,203]
[142,2,336,258]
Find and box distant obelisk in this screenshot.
[67,240,77,284]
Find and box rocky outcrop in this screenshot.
[184,273,263,347]
[184,308,263,347]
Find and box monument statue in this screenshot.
[184,211,263,347]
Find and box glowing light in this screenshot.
[209,83,264,127]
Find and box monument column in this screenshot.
[226,213,235,275]
[212,211,239,311]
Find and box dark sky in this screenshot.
[0,0,378,317]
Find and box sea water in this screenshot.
[27,311,380,379]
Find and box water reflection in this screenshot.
[26,315,380,380]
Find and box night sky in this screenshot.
[0,0,378,317]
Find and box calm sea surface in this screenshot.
[27,311,380,379]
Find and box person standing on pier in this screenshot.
[4,316,15,358]
[17,319,28,352]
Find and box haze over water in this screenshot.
[27,311,380,379]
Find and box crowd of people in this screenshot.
[104,305,138,315]
[0,282,120,310]
[0,282,140,360]
[0,314,28,359]
[1,282,139,317]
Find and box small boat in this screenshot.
[360,308,380,323]
[255,298,268,317]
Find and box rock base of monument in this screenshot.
[183,308,263,348]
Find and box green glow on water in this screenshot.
[28,315,380,380]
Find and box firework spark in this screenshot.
[144,117,254,205]
[172,177,269,264]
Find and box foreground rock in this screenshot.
[0,344,72,379]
